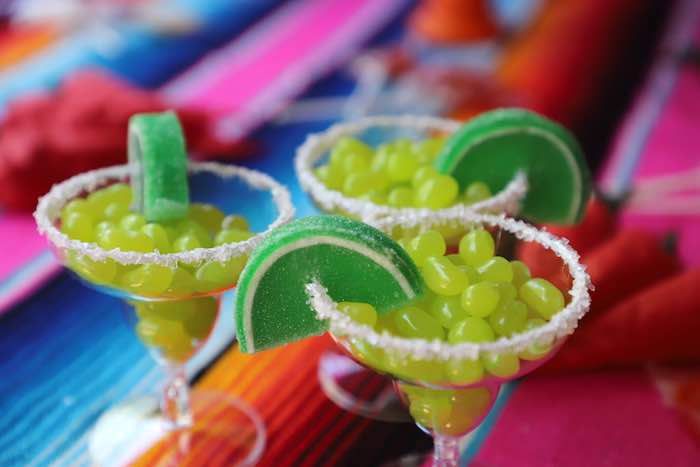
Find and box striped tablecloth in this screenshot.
[4,0,700,466]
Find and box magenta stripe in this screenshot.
[1,213,47,279]
[163,0,406,139]
[186,0,367,110]
[475,372,700,466]
[162,0,320,103]
[216,0,405,139]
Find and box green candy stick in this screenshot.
[128,111,190,222]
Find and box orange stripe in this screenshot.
[131,337,336,465]
[132,330,394,467]
[129,333,382,465]
[130,348,281,466]
[255,341,337,463]
[207,340,333,465]
[0,26,58,70]
[199,346,321,465]
[174,348,286,463]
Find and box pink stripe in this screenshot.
[633,69,700,178]
[180,0,370,111]
[599,0,700,194]
[476,372,700,466]
[1,213,47,279]
[217,0,404,140]
[162,0,405,139]
[162,0,320,102]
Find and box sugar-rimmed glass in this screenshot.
[295,115,527,420]
[295,115,527,224]
[306,210,592,467]
[34,161,294,466]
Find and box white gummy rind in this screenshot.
[306,211,592,361]
[34,162,295,267]
[294,115,528,223]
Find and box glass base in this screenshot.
[380,452,428,466]
[318,350,411,422]
[89,390,265,467]
[380,452,492,467]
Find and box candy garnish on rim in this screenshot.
[434,108,591,225]
[234,216,424,353]
[128,111,190,222]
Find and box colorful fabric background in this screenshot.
[1,0,699,466]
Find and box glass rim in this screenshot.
[306,211,592,362]
[294,114,528,222]
[34,161,295,267]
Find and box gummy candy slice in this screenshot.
[434,108,591,225]
[128,111,189,222]
[234,216,424,353]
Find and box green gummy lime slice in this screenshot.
[434,108,591,225]
[128,111,190,222]
[234,216,424,353]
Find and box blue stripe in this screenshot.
[0,0,279,108]
[0,250,54,303]
[608,68,678,197]
[606,0,700,196]
[460,381,519,466]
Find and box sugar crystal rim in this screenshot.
[306,211,592,361]
[34,161,295,267]
[294,115,528,223]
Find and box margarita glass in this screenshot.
[295,115,527,225]
[306,210,592,467]
[295,115,527,420]
[34,162,294,466]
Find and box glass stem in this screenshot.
[162,366,193,429]
[433,435,460,467]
